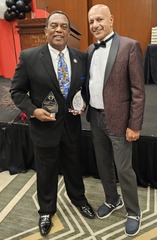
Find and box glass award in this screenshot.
[42,92,58,115]
[72,90,84,112]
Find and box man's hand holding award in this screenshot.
[69,90,86,115]
[30,91,58,122]
[42,91,58,117]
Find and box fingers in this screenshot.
[68,109,82,115]
[126,136,139,142]
[126,128,140,142]
[133,137,139,141]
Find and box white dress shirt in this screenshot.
[48,44,71,81]
[89,31,114,109]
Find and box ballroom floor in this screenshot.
[0,170,157,240]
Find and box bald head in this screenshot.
[88,4,114,41]
[88,4,112,17]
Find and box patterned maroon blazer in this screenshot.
[87,32,145,136]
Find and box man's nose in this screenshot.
[55,25,63,31]
[93,20,99,27]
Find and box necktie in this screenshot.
[94,33,115,50]
[58,52,70,99]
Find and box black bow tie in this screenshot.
[94,33,115,50]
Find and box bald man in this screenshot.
[86,4,145,237]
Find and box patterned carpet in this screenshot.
[0,171,157,240]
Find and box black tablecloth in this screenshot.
[144,44,157,84]
[0,123,157,188]
[0,123,35,174]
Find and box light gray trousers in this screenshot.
[90,107,140,216]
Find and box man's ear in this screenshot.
[44,27,48,37]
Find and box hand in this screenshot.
[68,109,82,115]
[68,102,86,116]
[126,128,140,142]
[32,108,56,122]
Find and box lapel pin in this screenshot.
[73,59,77,63]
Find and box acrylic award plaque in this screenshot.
[42,92,58,115]
[72,90,84,112]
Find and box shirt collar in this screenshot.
[48,43,68,55]
[98,31,114,43]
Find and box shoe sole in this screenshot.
[96,201,124,219]
[124,212,142,237]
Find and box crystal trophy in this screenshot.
[42,92,58,116]
[72,90,84,112]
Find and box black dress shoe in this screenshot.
[39,214,53,236]
[78,203,95,219]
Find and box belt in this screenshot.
[91,107,104,112]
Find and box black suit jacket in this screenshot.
[10,44,87,147]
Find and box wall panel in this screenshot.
[152,0,157,26]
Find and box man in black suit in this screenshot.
[10,11,95,237]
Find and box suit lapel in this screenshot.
[104,33,120,85]
[40,44,60,91]
[87,46,95,76]
[68,48,79,97]
[86,45,95,86]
